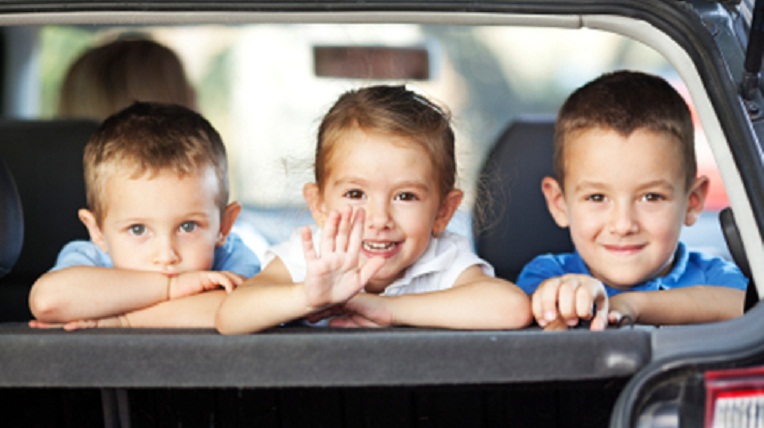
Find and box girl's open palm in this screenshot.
[301,207,385,311]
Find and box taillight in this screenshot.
[705,366,764,427]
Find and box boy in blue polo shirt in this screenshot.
[517,70,747,330]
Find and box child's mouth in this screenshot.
[362,240,400,257]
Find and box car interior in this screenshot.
[0,2,762,427]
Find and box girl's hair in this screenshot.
[555,70,695,190]
[316,85,456,198]
[84,102,228,222]
[58,38,197,120]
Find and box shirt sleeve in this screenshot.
[701,256,749,290]
[213,233,262,278]
[50,240,112,271]
[515,254,567,295]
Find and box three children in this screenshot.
[28,74,748,332]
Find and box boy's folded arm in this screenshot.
[609,285,745,325]
[364,265,533,330]
[215,258,313,335]
[29,266,173,323]
[121,290,229,328]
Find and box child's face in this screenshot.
[79,166,239,275]
[306,128,462,293]
[543,127,708,290]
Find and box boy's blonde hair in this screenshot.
[555,70,695,190]
[84,102,229,222]
[316,85,456,199]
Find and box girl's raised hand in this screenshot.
[301,207,385,312]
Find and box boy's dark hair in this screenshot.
[84,101,228,222]
[316,85,456,198]
[554,70,695,190]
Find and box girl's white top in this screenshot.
[263,228,494,296]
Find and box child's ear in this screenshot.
[303,182,326,227]
[432,189,464,237]
[541,176,570,228]
[684,175,710,226]
[216,201,242,246]
[78,208,108,253]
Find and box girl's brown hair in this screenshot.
[316,85,456,198]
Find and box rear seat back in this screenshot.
[0,157,23,278]
[0,119,98,321]
[473,116,573,282]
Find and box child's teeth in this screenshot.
[364,242,393,251]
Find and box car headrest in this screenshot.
[473,115,573,282]
[0,157,23,278]
[0,119,98,284]
[719,207,757,311]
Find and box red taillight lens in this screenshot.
[705,366,764,427]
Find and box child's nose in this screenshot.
[366,199,393,230]
[154,235,180,265]
[609,203,639,235]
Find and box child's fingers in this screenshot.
[556,276,580,326]
[301,226,318,262]
[358,255,385,286]
[63,320,97,331]
[346,208,366,257]
[320,210,341,256]
[334,206,352,253]
[28,320,65,329]
[533,278,562,326]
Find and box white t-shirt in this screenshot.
[263,228,494,296]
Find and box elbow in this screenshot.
[498,290,533,330]
[28,279,66,322]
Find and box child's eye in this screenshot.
[394,192,418,201]
[179,221,198,233]
[586,194,606,203]
[642,193,665,202]
[128,224,146,236]
[343,189,365,199]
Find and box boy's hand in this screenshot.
[607,293,638,326]
[29,315,130,330]
[301,207,385,312]
[328,294,392,328]
[532,274,609,331]
[168,270,244,300]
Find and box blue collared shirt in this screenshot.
[516,242,748,296]
[51,232,261,278]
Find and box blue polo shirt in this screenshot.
[51,232,261,279]
[516,242,748,297]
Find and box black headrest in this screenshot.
[0,157,23,278]
[720,207,757,311]
[0,119,98,284]
[473,116,573,282]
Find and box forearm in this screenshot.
[612,286,745,325]
[215,282,312,334]
[124,290,227,328]
[29,266,170,322]
[388,282,532,330]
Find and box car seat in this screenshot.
[473,115,573,282]
[0,157,23,279]
[0,119,98,322]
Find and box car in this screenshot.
[0,1,761,427]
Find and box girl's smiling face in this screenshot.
[306,127,462,293]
